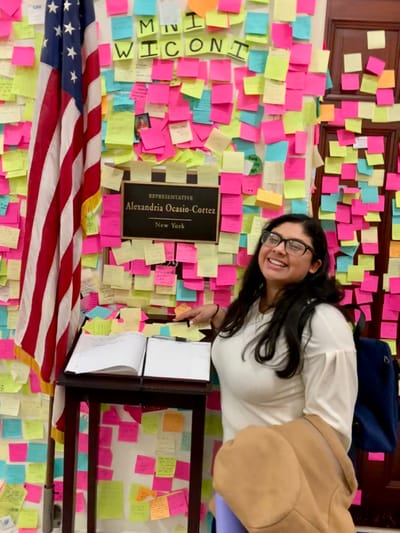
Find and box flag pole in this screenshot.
[42,394,55,533]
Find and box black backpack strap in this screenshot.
[342,303,366,344]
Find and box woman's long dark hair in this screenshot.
[219,214,343,378]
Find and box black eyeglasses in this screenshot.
[260,230,314,257]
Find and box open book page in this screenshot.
[65,331,147,375]
[143,338,211,381]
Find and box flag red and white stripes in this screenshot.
[14,0,101,440]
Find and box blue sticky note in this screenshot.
[239,233,247,247]
[248,50,268,73]
[320,193,339,212]
[54,458,64,479]
[79,417,88,433]
[336,255,353,273]
[192,89,212,124]
[359,182,378,203]
[392,199,400,217]
[159,325,171,337]
[2,419,22,439]
[0,461,5,479]
[392,215,400,226]
[291,199,308,214]
[113,93,135,112]
[6,464,26,484]
[102,69,132,93]
[176,280,197,302]
[85,306,114,319]
[357,159,373,176]
[292,15,311,40]
[111,16,133,40]
[341,245,359,258]
[0,195,10,216]
[134,0,156,16]
[78,453,88,472]
[242,205,260,214]
[245,12,269,35]
[0,306,7,327]
[264,141,289,162]
[240,105,264,127]
[326,70,333,90]
[27,442,48,463]
[232,139,256,157]
[320,220,337,232]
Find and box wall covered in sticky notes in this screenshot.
[15,0,400,531]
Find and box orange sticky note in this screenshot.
[174,303,192,317]
[378,69,395,89]
[162,412,184,433]
[136,486,157,502]
[318,104,335,123]
[389,241,400,258]
[150,495,170,520]
[188,0,218,18]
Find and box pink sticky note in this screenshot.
[118,421,139,442]
[360,273,379,293]
[341,100,358,118]
[367,135,384,154]
[101,406,121,425]
[11,46,35,66]
[321,176,339,194]
[0,20,12,37]
[355,288,373,305]
[210,102,233,124]
[152,59,174,81]
[8,443,27,462]
[337,129,355,146]
[385,173,400,191]
[105,0,128,15]
[77,471,88,490]
[366,56,385,76]
[376,88,394,106]
[24,483,43,503]
[262,119,285,144]
[209,59,232,81]
[167,490,188,516]
[96,467,114,480]
[152,476,173,492]
[389,277,400,294]
[220,172,242,194]
[140,128,166,150]
[297,0,316,14]
[380,321,397,339]
[341,73,360,91]
[352,489,362,506]
[176,57,200,78]
[290,43,312,65]
[135,454,156,475]
[78,432,89,453]
[220,214,243,233]
[154,265,176,286]
[294,131,307,154]
[0,339,15,359]
[242,174,261,195]
[97,446,113,467]
[221,194,242,215]
[271,23,293,48]
[174,460,190,481]
[176,244,197,264]
[240,122,261,143]
[75,492,86,513]
[98,43,112,67]
[304,73,326,96]
[218,0,242,13]
[368,452,385,461]
[341,163,357,180]
[284,157,305,179]
[147,83,170,104]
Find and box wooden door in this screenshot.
[314,0,400,527]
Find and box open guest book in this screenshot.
[65,331,212,382]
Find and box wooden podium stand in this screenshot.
[57,370,212,533]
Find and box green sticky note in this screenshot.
[155,456,176,478]
[25,463,46,484]
[97,481,124,520]
[141,412,161,434]
[283,180,306,199]
[17,508,39,528]
[129,500,150,522]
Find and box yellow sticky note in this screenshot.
[273,0,296,21]
[263,79,286,105]
[324,157,343,175]
[264,51,290,82]
[255,188,283,209]
[26,463,46,484]
[243,75,264,95]
[141,412,161,434]
[309,49,330,73]
[129,500,150,522]
[283,110,304,134]
[345,118,362,133]
[347,265,364,282]
[329,141,347,157]
[156,456,177,477]
[283,180,305,199]
[204,128,231,154]
[205,10,229,28]
[343,53,362,73]
[97,481,124,520]
[360,74,379,95]
[367,30,385,49]
[17,509,39,528]
[365,152,384,166]
[180,78,205,99]
[222,150,244,172]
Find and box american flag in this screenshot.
[14,0,101,438]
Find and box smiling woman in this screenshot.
[175,213,358,528]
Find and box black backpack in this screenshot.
[345,304,400,453]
